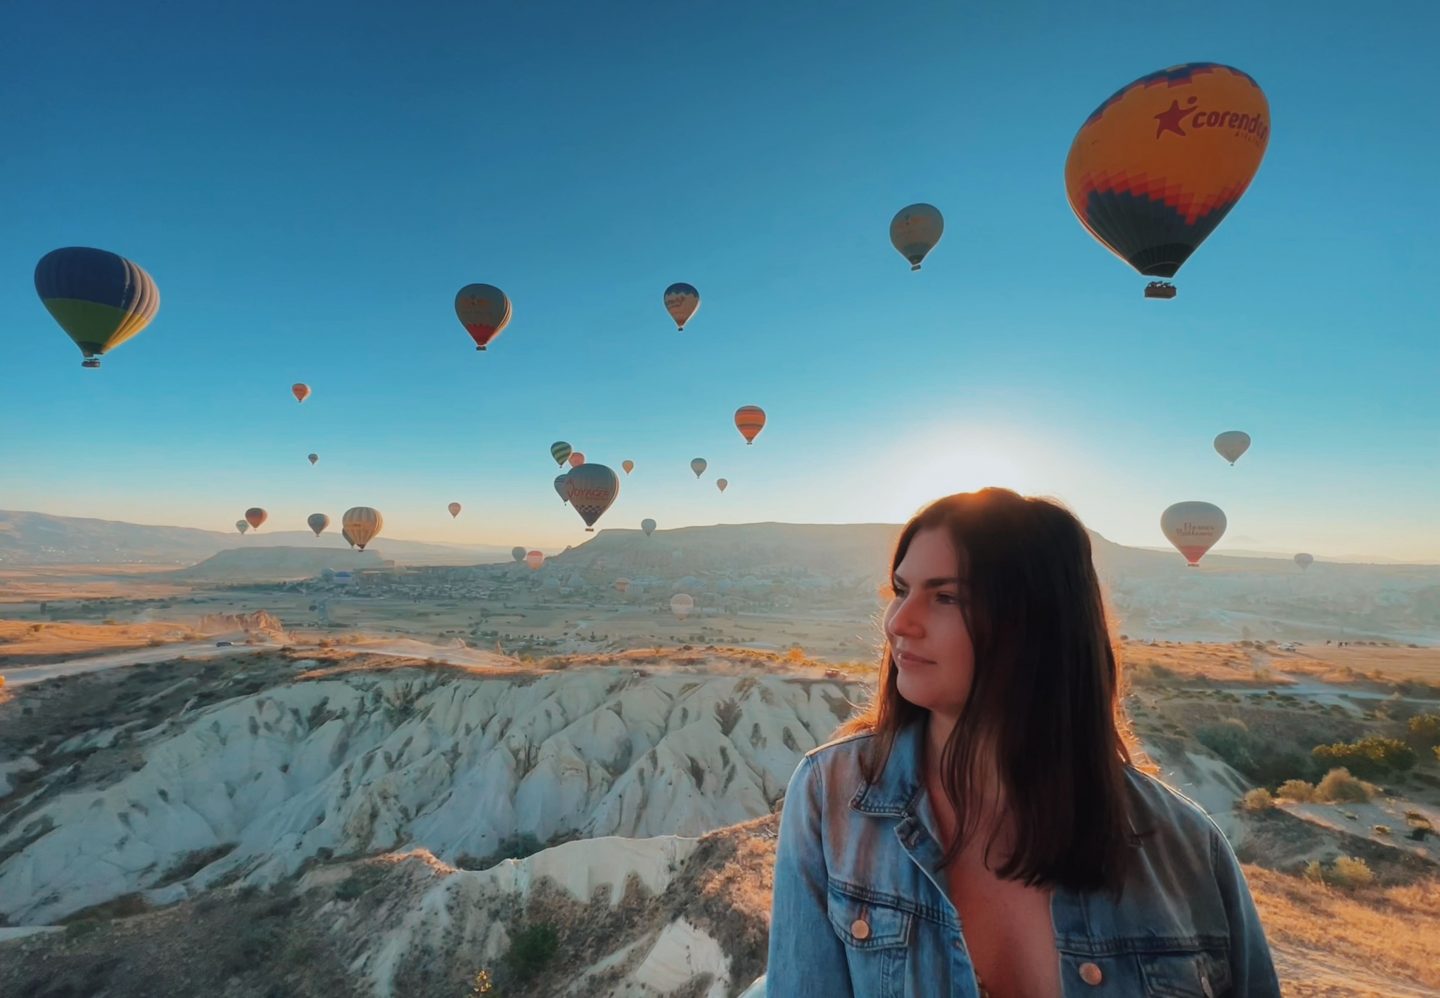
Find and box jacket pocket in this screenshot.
[1139,950,1232,998]
[827,884,911,995]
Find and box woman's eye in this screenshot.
[936,593,960,604]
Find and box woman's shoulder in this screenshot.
[1122,765,1225,852]
[787,727,878,790]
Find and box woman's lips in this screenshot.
[895,650,936,667]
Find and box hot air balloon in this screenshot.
[554,474,571,504]
[308,453,319,465]
[1294,552,1314,571]
[307,513,331,537]
[566,464,620,532]
[292,383,311,403]
[690,458,707,478]
[525,549,545,571]
[641,518,657,537]
[34,247,160,368]
[455,284,512,350]
[447,502,462,519]
[663,282,700,331]
[1065,64,1270,298]
[568,452,585,468]
[716,478,728,493]
[734,405,766,445]
[670,593,695,621]
[550,442,572,467]
[1213,431,1251,466]
[235,520,249,535]
[622,460,634,475]
[614,578,631,594]
[341,525,356,548]
[889,204,944,270]
[342,507,383,551]
[245,507,268,530]
[511,546,527,562]
[1160,501,1227,567]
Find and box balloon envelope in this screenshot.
[1160,501,1227,566]
[455,284,512,350]
[690,458,707,478]
[641,518,657,536]
[663,282,700,330]
[307,513,330,537]
[889,204,944,270]
[622,460,634,474]
[670,593,695,621]
[554,474,571,504]
[551,441,572,467]
[734,405,766,445]
[341,525,356,548]
[1065,64,1269,287]
[448,502,462,518]
[525,550,545,571]
[308,453,319,465]
[1294,552,1314,571]
[244,507,268,530]
[342,507,383,551]
[511,546,527,562]
[292,383,311,403]
[566,464,620,531]
[35,247,160,366]
[235,520,249,535]
[1213,431,1251,466]
[568,452,585,468]
[716,478,728,493]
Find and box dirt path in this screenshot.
[0,636,269,687]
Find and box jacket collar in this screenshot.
[848,716,1147,840]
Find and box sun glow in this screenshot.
[881,427,1058,521]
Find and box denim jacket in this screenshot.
[762,722,1281,997]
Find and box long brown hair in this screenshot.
[837,488,1135,894]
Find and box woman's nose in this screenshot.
[888,597,923,638]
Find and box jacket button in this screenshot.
[850,918,871,940]
[1079,962,1103,986]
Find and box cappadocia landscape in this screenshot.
[3,3,1439,997]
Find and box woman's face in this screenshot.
[884,526,975,721]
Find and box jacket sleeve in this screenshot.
[766,753,855,997]
[1211,826,1282,997]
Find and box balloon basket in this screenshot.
[81,358,101,369]
[910,263,921,271]
[1144,281,1177,299]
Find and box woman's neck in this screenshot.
[924,712,1009,844]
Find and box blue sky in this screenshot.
[3,1,1436,560]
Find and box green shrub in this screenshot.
[1196,719,1311,786]
[1304,855,1375,889]
[1405,714,1440,746]
[1313,736,1416,778]
[504,923,559,982]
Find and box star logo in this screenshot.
[1154,97,1196,138]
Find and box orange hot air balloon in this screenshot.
[448,502,462,518]
[244,507,268,530]
[1065,64,1269,298]
[614,578,630,594]
[341,506,383,551]
[455,283,512,351]
[568,452,585,468]
[292,383,311,403]
[525,549,545,571]
[734,405,766,445]
[622,460,634,475]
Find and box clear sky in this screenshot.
[3,1,1436,561]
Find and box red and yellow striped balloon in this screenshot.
[1065,64,1269,292]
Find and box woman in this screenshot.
[766,489,1280,997]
